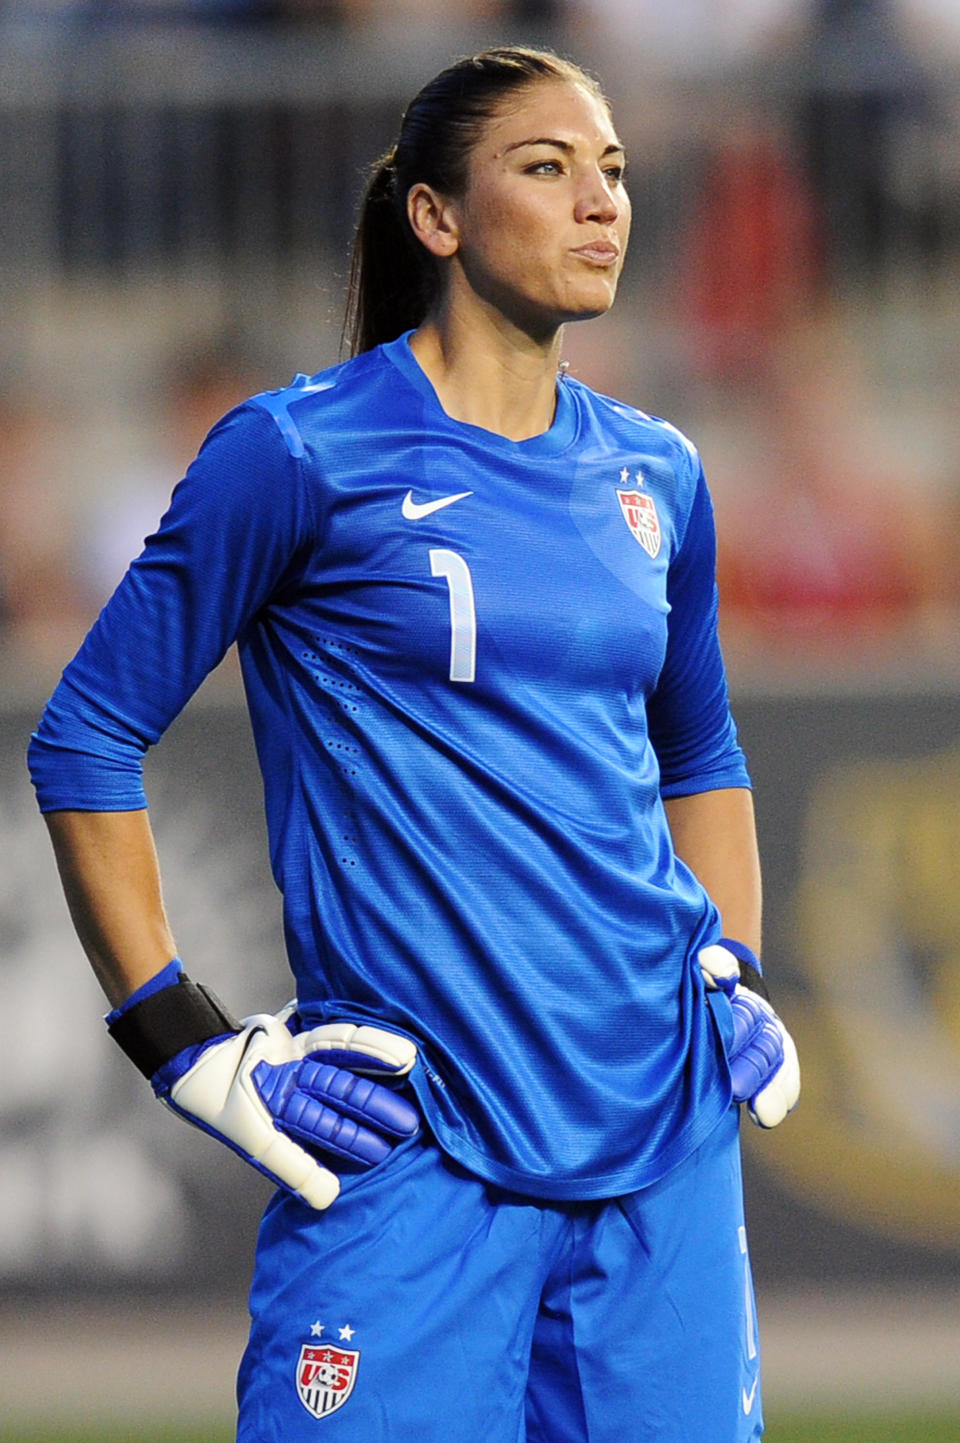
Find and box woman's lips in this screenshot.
[571,242,620,266]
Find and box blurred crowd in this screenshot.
[2,0,960,692]
[3,0,960,62]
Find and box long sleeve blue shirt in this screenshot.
[30,333,749,1198]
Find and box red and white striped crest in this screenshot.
[617,488,661,559]
[296,1343,360,1419]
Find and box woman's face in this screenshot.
[441,79,631,337]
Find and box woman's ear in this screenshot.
[407,183,461,259]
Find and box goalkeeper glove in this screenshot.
[699,939,800,1128]
[107,960,419,1210]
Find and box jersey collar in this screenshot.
[383,331,580,458]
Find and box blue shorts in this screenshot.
[236,1105,761,1442]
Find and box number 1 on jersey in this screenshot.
[430,549,476,683]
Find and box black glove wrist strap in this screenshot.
[108,974,241,1079]
[718,936,772,1003]
[737,958,771,1003]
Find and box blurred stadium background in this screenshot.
[2,0,960,1437]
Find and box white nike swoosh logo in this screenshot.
[401,490,472,520]
[742,1377,758,1415]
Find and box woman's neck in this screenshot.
[409,303,564,442]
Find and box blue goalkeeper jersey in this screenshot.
[29,332,750,1199]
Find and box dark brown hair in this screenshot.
[343,47,606,356]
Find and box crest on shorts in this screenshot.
[617,487,661,559]
[296,1342,361,1419]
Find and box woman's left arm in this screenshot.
[664,786,761,956]
[653,453,799,1123]
[650,456,759,952]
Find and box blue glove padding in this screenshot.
[699,943,801,1128]
[153,1012,420,1210]
[250,1056,416,1168]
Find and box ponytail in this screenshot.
[343,149,434,358]
[343,46,607,356]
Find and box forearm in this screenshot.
[44,808,178,1009]
[664,786,762,955]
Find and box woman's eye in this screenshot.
[603,165,625,184]
[527,159,563,175]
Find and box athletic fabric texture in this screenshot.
[29,331,751,1198]
[237,1103,762,1443]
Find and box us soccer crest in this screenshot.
[296,1342,361,1419]
[617,487,661,559]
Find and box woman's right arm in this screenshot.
[43,808,178,1009]
[28,403,421,1208]
[28,401,316,983]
